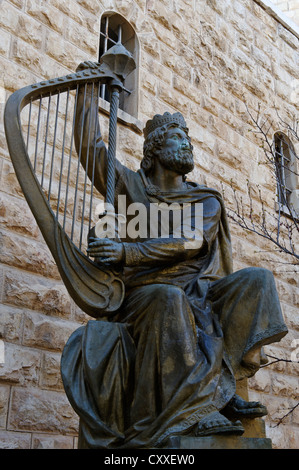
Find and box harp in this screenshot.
[4,44,136,318]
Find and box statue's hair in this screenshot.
[141,123,191,176]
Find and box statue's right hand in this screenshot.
[76,61,101,73]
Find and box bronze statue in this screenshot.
[60,61,288,449]
[4,49,288,449]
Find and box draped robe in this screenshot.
[61,144,288,449]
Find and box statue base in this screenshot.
[166,435,272,449]
[165,379,272,450]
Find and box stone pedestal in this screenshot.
[236,378,269,440]
[165,379,272,449]
[167,435,272,449]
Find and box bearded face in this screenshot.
[158,147,194,174]
[157,126,194,175]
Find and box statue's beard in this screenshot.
[158,148,194,175]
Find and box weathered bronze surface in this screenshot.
[4,54,288,449]
[60,64,288,448]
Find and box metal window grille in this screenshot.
[99,16,131,106]
[275,134,292,206]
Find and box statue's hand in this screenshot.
[76,61,101,73]
[87,237,124,265]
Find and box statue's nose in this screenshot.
[181,138,190,149]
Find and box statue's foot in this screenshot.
[222,394,268,419]
[242,346,268,368]
[195,411,244,437]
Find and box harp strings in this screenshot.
[22,82,103,254]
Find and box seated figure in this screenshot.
[61,69,288,449]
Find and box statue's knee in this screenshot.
[242,267,274,288]
[154,284,185,303]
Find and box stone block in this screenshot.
[16,13,44,50]
[152,23,178,51]
[0,229,60,279]
[173,76,201,105]
[0,385,10,428]
[32,433,74,449]
[248,369,271,393]
[215,140,247,174]
[0,2,20,35]
[265,422,290,449]
[0,190,39,238]
[76,0,102,16]
[142,59,171,86]
[8,0,24,8]
[65,19,98,56]
[40,351,64,390]
[271,374,299,399]
[8,386,79,434]
[0,343,41,386]
[146,1,176,31]
[157,82,189,116]
[26,0,64,34]
[22,311,77,351]
[264,396,294,425]
[277,23,298,49]
[201,21,227,53]
[3,270,71,318]
[45,31,90,71]
[283,304,299,331]
[0,430,31,449]
[0,29,10,58]
[0,304,23,342]
[129,6,155,34]
[160,44,192,81]
[140,35,161,60]
[11,38,49,77]
[288,427,299,449]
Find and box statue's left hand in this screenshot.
[87,237,124,264]
[76,61,101,73]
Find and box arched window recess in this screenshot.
[274,131,299,219]
[98,12,141,131]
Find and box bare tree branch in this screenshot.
[272,402,299,428]
[223,102,299,267]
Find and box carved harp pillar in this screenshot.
[4,44,136,318]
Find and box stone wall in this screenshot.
[0,0,298,449]
[271,0,299,25]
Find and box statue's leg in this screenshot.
[208,266,288,379]
[208,267,288,419]
[120,283,236,446]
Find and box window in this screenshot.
[99,13,139,117]
[274,132,299,217]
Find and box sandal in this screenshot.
[222,394,268,419]
[195,411,244,437]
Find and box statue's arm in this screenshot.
[74,62,123,197]
[122,236,209,267]
[122,196,221,266]
[88,198,222,266]
[87,236,201,266]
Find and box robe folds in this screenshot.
[61,166,288,449]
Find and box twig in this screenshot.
[272,402,299,427]
[261,354,299,368]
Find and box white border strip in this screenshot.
[254,0,299,39]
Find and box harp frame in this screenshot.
[4,56,133,319]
